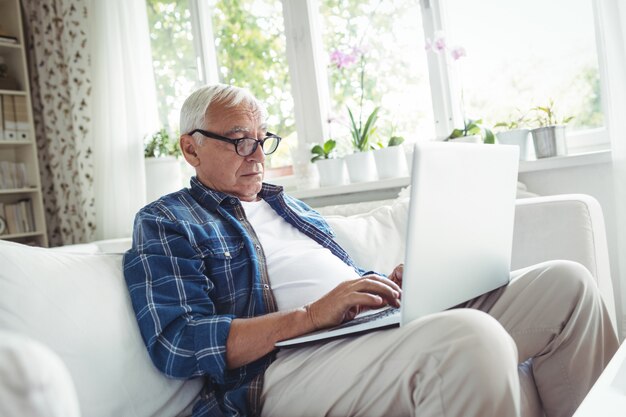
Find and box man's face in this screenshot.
[182,101,267,202]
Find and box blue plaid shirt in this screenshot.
[123,177,369,417]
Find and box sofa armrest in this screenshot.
[512,194,617,330]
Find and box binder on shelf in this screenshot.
[13,95,29,141]
[2,95,17,140]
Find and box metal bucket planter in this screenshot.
[530,125,567,158]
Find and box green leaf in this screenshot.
[359,106,380,151]
[448,128,464,139]
[483,128,495,144]
[467,125,481,136]
[311,145,324,156]
[388,136,404,146]
[347,106,361,149]
[323,139,336,154]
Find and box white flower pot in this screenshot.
[145,156,183,203]
[403,143,415,175]
[496,129,532,160]
[373,146,408,179]
[344,151,378,183]
[315,158,348,187]
[448,134,482,144]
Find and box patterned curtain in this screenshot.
[21,0,96,246]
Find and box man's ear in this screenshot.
[180,135,201,167]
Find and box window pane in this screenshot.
[146,0,200,132]
[444,0,603,133]
[210,0,295,170]
[320,0,435,152]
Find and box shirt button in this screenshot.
[255,244,261,251]
[263,284,270,290]
[239,217,245,221]
[224,251,231,258]
[230,198,237,205]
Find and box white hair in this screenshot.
[179,84,267,145]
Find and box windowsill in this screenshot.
[518,149,612,172]
[274,149,613,201]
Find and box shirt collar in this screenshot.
[189,176,284,210]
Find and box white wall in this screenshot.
[519,161,624,337]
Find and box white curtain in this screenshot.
[89,0,158,240]
[597,0,626,335]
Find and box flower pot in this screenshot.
[315,158,348,187]
[373,146,408,179]
[530,125,567,159]
[145,156,183,203]
[496,129,532,160]
[344,151,378,183]
[403,143,414,175]
[448,134,482,144]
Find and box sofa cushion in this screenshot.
[324,197,410,275]
[0,240,203,417]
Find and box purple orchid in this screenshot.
[330,49,358,69]
[450,46,467,61]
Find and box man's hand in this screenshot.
[304,275,402,330]
[388,264,404,288]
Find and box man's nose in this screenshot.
[246,140,266,163]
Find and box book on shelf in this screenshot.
[0,35,18,44]
[3,198,35,235]
[0,160,28,189]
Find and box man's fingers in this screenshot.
[349,278,401,307]
[355,275,402,295]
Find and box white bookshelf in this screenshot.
[0,0,47,246]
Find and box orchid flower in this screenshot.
[450,46,467,61]
[330,49,358,69]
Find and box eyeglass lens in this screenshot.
[238,136,280,156]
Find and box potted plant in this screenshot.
[529,99,574,158]
[343,106,380,183]
[446,119,495,144]
[494,111,532,160]
[373,133,408,179]
[144,128,183,202]
[310,139,347,187]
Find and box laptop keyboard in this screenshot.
[333,307,400,330]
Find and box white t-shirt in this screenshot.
[240,199,360,311]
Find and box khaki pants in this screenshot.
[261,261,619,417]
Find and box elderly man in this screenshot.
[124,84,618,417]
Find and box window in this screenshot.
[441,0,605,149]
[146,0,611,182]
[147,0,295,173]
[320,0,435,151]
[146,0,200,133]
[209,0,296,172]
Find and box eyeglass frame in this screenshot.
[187,129,282,157]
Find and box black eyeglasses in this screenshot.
[188,129,282,157]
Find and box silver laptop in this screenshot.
[276,141,519,347]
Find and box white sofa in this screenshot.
[0,193,618,417]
